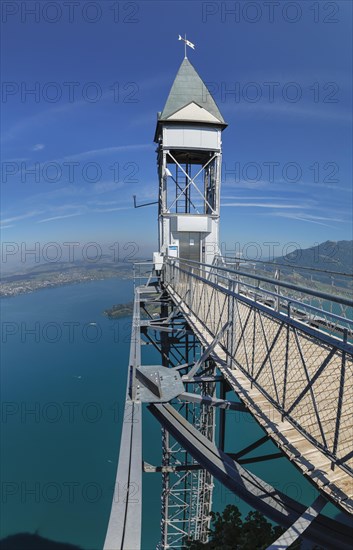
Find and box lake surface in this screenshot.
[1,278,342,549]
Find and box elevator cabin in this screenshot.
[154,58,227,268]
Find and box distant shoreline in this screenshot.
[0,266,134,298]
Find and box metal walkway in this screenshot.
[104,258,353,549]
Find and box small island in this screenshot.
[104,301,161,319]
[104,302,134,319]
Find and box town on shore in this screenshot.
[0,263,134,298]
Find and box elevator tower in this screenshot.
[154,58,227,267]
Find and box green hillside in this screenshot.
[273,240,353,274]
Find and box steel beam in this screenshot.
[149,402,353,549]
[104,291,143,549]
[103,397,142,550]
[178,391,247,412]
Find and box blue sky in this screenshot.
[1,0,352,268]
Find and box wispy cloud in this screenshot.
[1,71,171,145]
[222,178,351,194]
[36,201,134,222]
[64,144,153,161]
[91,206,133,213]
[2,103,78,143]
[222,179,269,190]
[222,195,280,200]
[37,212,84,224]
[272,212,346,228]
[221,202,307,209]
[0,210,43,226]
[32,143,45,151]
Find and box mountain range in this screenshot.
[273,240,352,274]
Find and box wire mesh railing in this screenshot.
[163,257,353,475]
[216,255,353,324]
[174,257,353,343]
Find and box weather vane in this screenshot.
[178,34,195,59]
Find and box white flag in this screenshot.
[185,39,195,50]
[178,35,195,50]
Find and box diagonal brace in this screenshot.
[184,321,232,380]
[287,346,336,416]
[167,151,216,213]
[229,434,269,460]
[266,494,327,549]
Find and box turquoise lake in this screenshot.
[1,278,343,549]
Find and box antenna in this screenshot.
[133,195,158,209]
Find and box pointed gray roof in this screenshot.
[159,58,226,125]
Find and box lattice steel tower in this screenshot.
[152,56,228,548]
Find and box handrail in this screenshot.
[165,261,353,352]
[166,257,353,308]
[207,268,352,328]
[215,254,353,278]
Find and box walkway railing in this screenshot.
[215,256,353,331]
[164,257,353,475]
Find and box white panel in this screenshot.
[163,127,183,147]
[167,102,222,123]
[201,130,220,149]
[163,126,220,150]
[176,215,211,233]
[168,245,178,258]
[185,127,202,147]
[153,252,164,270]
